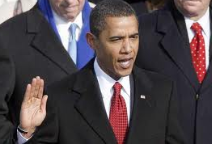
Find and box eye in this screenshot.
[110,37,123,42]
[130,34,139,40]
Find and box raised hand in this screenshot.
[19,76,48,138]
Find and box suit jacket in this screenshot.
[136,2,212,143]
[0,0,37,24]
[0,4,79,142]
[28,60,185,144]
[0,45,15,144]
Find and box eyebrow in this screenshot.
[129,33,139,37]
[109,32,139,40]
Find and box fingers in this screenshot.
[40,95,48,113]
[30,77,38,99]
[34,76,41,99]
[28,76,45,99]
[38,79,44,99]
[31,76,40,99]
[23,84,32,103]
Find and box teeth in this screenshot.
[120,60,131,68]
[121,61,129,65]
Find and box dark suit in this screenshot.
[0,5,78,142]
[0,45,15,143]
[28,60,184,144]
[136,1,212,143]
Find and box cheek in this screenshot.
[55,0,64,7]
[79,0,85,7]
[102,51,116,69]
[53,2,63,12]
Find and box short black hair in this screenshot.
[90,0,138,37]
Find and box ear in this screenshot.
[86,32,97,51]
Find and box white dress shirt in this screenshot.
[184,8,211,70]
[52,10,83,51]
[94,59,131,123]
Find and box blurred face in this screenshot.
[49,0,85,22]
[174,0,211,20]
[87,16,139,80]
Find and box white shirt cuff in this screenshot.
[17,129,30,144]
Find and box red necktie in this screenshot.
[109,82,128,144]
[190,22,206,83]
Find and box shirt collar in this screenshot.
[184,8,210,38]
[94,58,131,97]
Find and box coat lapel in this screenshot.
[26,7,77,75]
[126,67,155,143]
[156,8,200,92]
[73,62,117,144]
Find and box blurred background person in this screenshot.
[0,0,37,24]
[131,0,167,15]
[88,0,167,16]
[145,0,167,12]
[89,0,147,16]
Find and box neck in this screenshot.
[186,11,207,21]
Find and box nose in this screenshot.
[121,38,132,54]
[64,0,75,5]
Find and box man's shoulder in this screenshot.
[133,66,173,88]
[46,62,94,96]
[138,8,173,26]
[46,72,79,95]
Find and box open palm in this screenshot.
[19,76,48,137]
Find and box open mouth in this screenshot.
[118,58,133,69]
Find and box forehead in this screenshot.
[104,16,138,32]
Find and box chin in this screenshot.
[118,70,132,78]
[185,10,200,17]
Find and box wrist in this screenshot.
[18,125,36,138]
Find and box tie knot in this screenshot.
[113,82,122,95]
[191,22,202,33]
[69,23,77,40]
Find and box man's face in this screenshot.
[49,0,85,22]
[174,0,211,20]
[88,16,139,80]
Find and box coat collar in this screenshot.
[26,5,77,75]
[155,4,200,92]
[71,60,117,143]
[156,2,212,92]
